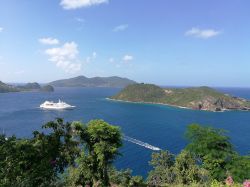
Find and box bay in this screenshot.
[0,87,250,177]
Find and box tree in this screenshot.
[129,176,146,187]
[0,118,79,187]
[185,124,236,181]
[147,150,176,186]
[226,155,250,182]
[147,150,209,186]
[108,167,146,187]
[173,150,210,185]
[185,124,250,182]
[109,168,133,187]
[72,120,122,186]
[33,118,80,174]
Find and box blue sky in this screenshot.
[0,0,250,87]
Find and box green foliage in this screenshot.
[109,168,132,186]
[185,124,235,180]
[1,120,249,187]
[147,166,176,186]
[70,119,123,187]
[210,179,242,187]
[109,167,146,187]
[0,118,79,187]
[149,150,175,169]
[147,150,176,185]
[129,175,146,187]
[173,150,210,185]
[147,150,210,186]
[226,155,250,182]
[63,166,81,187]
[185,124,250,182]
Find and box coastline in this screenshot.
[106,98,218,112]
[105,98,250,112]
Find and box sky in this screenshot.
[0,0,250,87]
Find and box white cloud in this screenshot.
[185,27,221,39]
[39,37,60,45]
[60,0,108,9]
[113,24,129,32]
[107,55,134,68]
[0,27,3,32]
[45,42,82,73]
[122,55,133,62]
[86,51,97,63]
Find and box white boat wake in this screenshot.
[123,135,161,151]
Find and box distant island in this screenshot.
[110,83,250,112]
[49,75,136,88]
[0,81,19,93]
[0,75,135,93]
[0,81,54,93]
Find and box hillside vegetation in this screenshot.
[111,83,250,111]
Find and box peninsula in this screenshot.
[111,83,250,111]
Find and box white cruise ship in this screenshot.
[40,100,75,110]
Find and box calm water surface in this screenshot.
[0,87,250,177]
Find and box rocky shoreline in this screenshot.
[107,98,250,112]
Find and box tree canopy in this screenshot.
[0,120,249,187]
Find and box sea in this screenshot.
[0,87,250,177]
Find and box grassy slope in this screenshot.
[112,84,166,103]
[163,87,229,105]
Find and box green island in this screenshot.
[0,81,54,93]
[0,118,249,187]
[111,83,250,112]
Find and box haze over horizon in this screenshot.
[0,0,250,87]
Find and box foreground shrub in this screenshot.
[0,118,79,187]
[185,124,250,182]
[147,150,210,186]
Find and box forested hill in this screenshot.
[111,83,250,111]
[49,75,136,88]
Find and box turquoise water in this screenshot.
[0,87,250,177]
